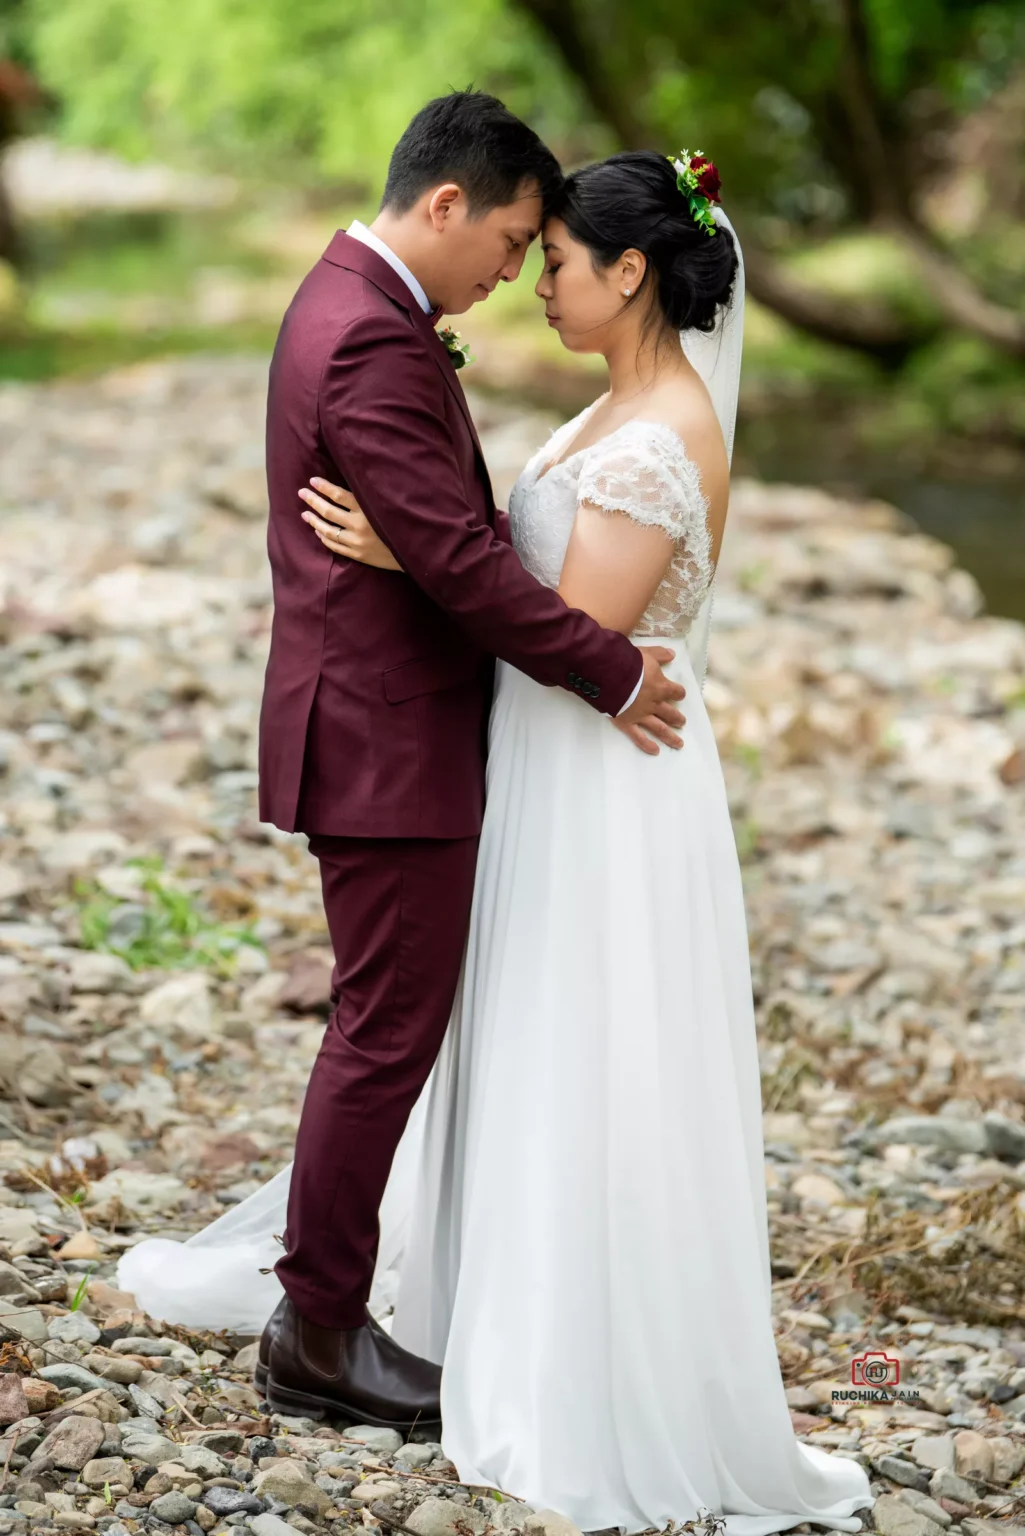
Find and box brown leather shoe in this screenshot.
[266,1299,442,1429]
[255,1293,289,1396]
[257,1297,392,1394]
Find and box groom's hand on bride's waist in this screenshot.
[615,647,686,756]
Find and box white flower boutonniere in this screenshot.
[438,326,473,370]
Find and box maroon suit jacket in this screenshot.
[257,230,641,839]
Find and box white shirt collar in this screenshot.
[347,220,433,315]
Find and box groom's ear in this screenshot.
[427,183,465,231]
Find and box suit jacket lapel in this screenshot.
[323,231,493,509]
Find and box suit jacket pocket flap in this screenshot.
[383,653,483,704]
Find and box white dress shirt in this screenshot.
[345,222,644,717]
[347,220,433,315]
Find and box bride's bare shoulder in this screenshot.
[647,382,727,469]
[639,382,730,531]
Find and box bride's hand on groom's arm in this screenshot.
[299,478,404,571]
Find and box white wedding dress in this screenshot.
[121,400,874,1536]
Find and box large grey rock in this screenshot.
[126,1381,166,1420]
[199,1484,265,1516]
[118,1415,162,1437]
[118,1432,180,1464]
[982,1113,1025,1162]
[491,1502,538,1532]
[900,1493,952,1529]
[33,1414,105,1471]
[929,1468,980,1505]
[987,1435,1025,1483]
[874,1117,987,1155]
[872,1492,947,1536]
[250,1515,307,1536]
[318,1449,362,1472]
[2,1308,46,1344]
[252,1458,331,1518]
[0,1263,40,1304]
[37,1363,108,1393]
[81,1455,133,1489]
[149,1489,197,1523]
[406,1497,493,1536]
[351,1477,403,1503]
[874,1455,928,1489]
[393,1442,437,1469]
[193,1428,243,1454]
[111,1335,176,1357]
[524,1512,586,1536]
[912,1435,955,1472]
[86,1168,189,1222]
[342,1423,404,1455]
[80,1353,141,1386]
[177,1443,226,1478]
[47,1312,101,1347]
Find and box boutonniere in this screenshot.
[438,326,473,370]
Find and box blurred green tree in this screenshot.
[19,0,1025,363]
[23,0,603,187]
[515,0,1025,361]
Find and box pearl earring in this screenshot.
[623,288,632,296]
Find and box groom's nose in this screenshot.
[498,251,526,284]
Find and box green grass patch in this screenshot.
[73,856,264,976]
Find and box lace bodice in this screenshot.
[508,399,713,637]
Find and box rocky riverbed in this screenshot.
[1,355,1024,1536]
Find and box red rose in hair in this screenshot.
[691,155,722,203]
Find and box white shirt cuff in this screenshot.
[615,664,644,717]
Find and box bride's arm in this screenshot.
[558,503,675,636]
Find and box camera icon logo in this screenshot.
[851,1350,900,1387]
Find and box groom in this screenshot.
[256,89,686,1426]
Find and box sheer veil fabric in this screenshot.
[682,204,744,691]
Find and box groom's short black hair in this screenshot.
[381,89,563,219]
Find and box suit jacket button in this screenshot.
[567,670,578,686]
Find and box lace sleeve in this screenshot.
[575,422,714,637]
[575,424,708,545]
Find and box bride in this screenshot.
[120,149,874,1536]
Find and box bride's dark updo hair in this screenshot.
[551,149,738,336]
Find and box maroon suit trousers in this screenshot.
[274,834,479,1329]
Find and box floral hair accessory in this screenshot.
[438,326,473,370]
[668,149,722,237]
